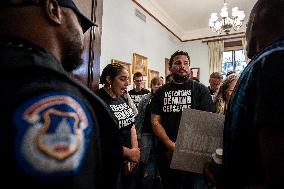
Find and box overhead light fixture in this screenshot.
[209,0,245,34]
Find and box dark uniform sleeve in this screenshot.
[1,67,123,189]
[254,53,284,187]
[91,95,124,188]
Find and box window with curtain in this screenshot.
[221,40,246,77]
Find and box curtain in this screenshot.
[241,37,250,64]
[208,40,224,74]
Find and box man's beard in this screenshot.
[172,72,189,83]
[62,23,83,72]
[62,40,83,72]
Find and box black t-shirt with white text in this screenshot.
[151,80,215,151]
[96,88,135,148]
[129,88,150,108]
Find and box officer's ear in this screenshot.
[44,0,63,25]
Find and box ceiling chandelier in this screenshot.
[209,0,245,34]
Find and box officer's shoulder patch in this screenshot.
[13,92,92,178]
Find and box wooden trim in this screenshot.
[132,0,245,42]
[188,32,244,42]
[224,40,242,48]
[202,35,245,43]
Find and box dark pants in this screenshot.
[157,151,205,189]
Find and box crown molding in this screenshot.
[132,0,246,42]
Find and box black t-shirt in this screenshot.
[96,88,135,148]
[0,39,123,189]
[128,88,150,108]
[142,98,153,133]
[208,86,215,96]
[151,80,215,149]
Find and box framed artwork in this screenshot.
[191,67,200,80]
[148,69,160,87]
[111,59,132,85]
[165,58,171,76]
[132,53,148,76]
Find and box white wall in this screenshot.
[182,41,210,86]
[101,0,211,88]
[101,0,181,89]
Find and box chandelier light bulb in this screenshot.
[220,3,228,18]
[232,7,239,17]
[209,1,245,34]
[210,13,218,22]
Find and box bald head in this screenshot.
[246,0,284,58]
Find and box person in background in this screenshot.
[214,74,238,115]
[203,73,239,188]
[223,0,284,187]
[129,72,150,108]
[208,72,223,96]
[135,76,163,189]
[159,76,165,85]
[225,70,236,77]
[96,63,140,189]
[151,50,215,189]
[165,74,173,84]
[0,0,123,188]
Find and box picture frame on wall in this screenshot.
[165,58,171,76]
[191,67,200,80]
[132,53,148,76]
[148,69,160,87]
[111,59,132,85]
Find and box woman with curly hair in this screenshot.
[214,73,239,115]
[96,63,140,189]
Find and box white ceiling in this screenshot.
[135,0,257,41]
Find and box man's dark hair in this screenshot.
[169,51,190,67]
[210,72,223,80]
[133,72,143,80]
[166,74,173,82]
[100,64,125,84]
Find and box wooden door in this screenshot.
[72,0,103,91]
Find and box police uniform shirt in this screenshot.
[223,36,284,188]
[0,38,123,189]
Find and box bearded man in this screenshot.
[151,50,215,189]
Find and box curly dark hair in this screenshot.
[100,63,125,84]
[169,51,190,67]
[210,72,223,80]
[214,73,239,114]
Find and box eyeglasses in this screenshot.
[134,80,142,82]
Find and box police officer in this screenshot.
[0,0,123,188]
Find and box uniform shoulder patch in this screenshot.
[13,92,92,178]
